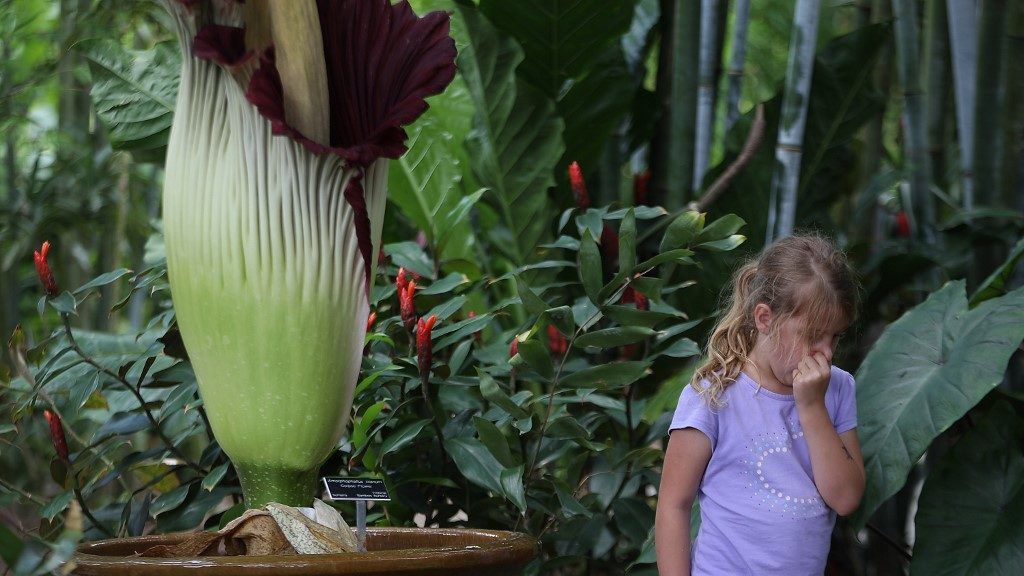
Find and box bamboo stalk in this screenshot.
[891,0,936,245]
[725,0,751,133]
[946,0,978,209]
[693,0,720,190]
[925,0,950,190]
[767,0,821,242]
[973,0,1009,209]
[665,0,701,209]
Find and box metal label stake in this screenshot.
[322,477,391,553]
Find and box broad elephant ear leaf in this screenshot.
[452,0,565,265]
[909,401,1024,576]
[851,281,1024,527]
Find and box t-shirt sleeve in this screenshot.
[832,370,858,434]
[669,384,719,450]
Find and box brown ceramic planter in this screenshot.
[72,527,538,576]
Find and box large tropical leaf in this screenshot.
[387,76,478,261]
[81,39,180,162]
[478,0,638,99]
[910,401,1024,575]
[850,281,1024,527]
[453,0,565,265]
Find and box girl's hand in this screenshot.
[792,352,831,409]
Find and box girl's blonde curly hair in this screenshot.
[691,234,860,407]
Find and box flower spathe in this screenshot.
[159,0,456,507]
[416,315,438,384]
[44,410,69,462]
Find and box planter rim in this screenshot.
[72,527,538,575]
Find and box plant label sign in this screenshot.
[322,477,391,501]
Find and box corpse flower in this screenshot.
[159,0,456,507]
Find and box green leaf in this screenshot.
[128,493,152,536]
[478,369,529,419]
[575,327,656,349]
[657,337,701,358]
[40,490,74,521]
[618,209,637,275]
[473,417,516,467]
[48,292,78,316]
[425,296,468,322]
[516,339,554,380]
[545,306,576,336]
[81,40,179,161]
[969,238,1024,307]
[73,268,133,296]
[561,362,651,389]
[515,275,548,316]
[478,0,638,100]
[446,437,504,494]
[433,313,492,349]
[695,214,745,243]
[695,234,745,252]
[579,230,603,304]
[201,462,229,492]
[0,521,24,569]
[150,483,191,517]
[660,211,704,252]
[92,412,150,442]
[852,282,1024,527]
[454,1,564,264]
[910,401,1024,576]
[388,75,477,260]
[384,242,435,279]
[380,419,432,458]
[635,249,696,271]
[612,498,655,546]
[420,273,470,296]
[499,465,527,512]
[351,401,387,449]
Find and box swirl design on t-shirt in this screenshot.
[740,421,827,519]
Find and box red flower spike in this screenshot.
[569,161,589,209]
[634,170,651,206]
[417,315,438,382]
[400,281,417,332]
[366,312,377,333]
[601,224,619,267]
[397,268,409,292]
[44,410,69,462]
[547,324,568,357]
[33,241,58,298]
[895,211,911,238]
[509,339,519,359]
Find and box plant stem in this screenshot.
[60,314,203,473]
[866,521,914,562]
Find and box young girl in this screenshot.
[655,234,865,576]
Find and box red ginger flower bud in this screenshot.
[396,267,409,292]
[547,324,568,357]
[417,315,438,382]
[44,410,69,462]
[634,170,651,206]
[366,311,377,332]
[400,281,417,332]
[569,161,589,209]
[895,211,911,238]
[509,338,519,358]
[34,241,59,298]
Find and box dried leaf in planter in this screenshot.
[266,502,357,554]
[313,499,359,551]
[139,531,222,557]
[220,509,293,556]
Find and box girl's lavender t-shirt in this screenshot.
[669,368,857,576]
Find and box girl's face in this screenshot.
[755,304,848,388]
